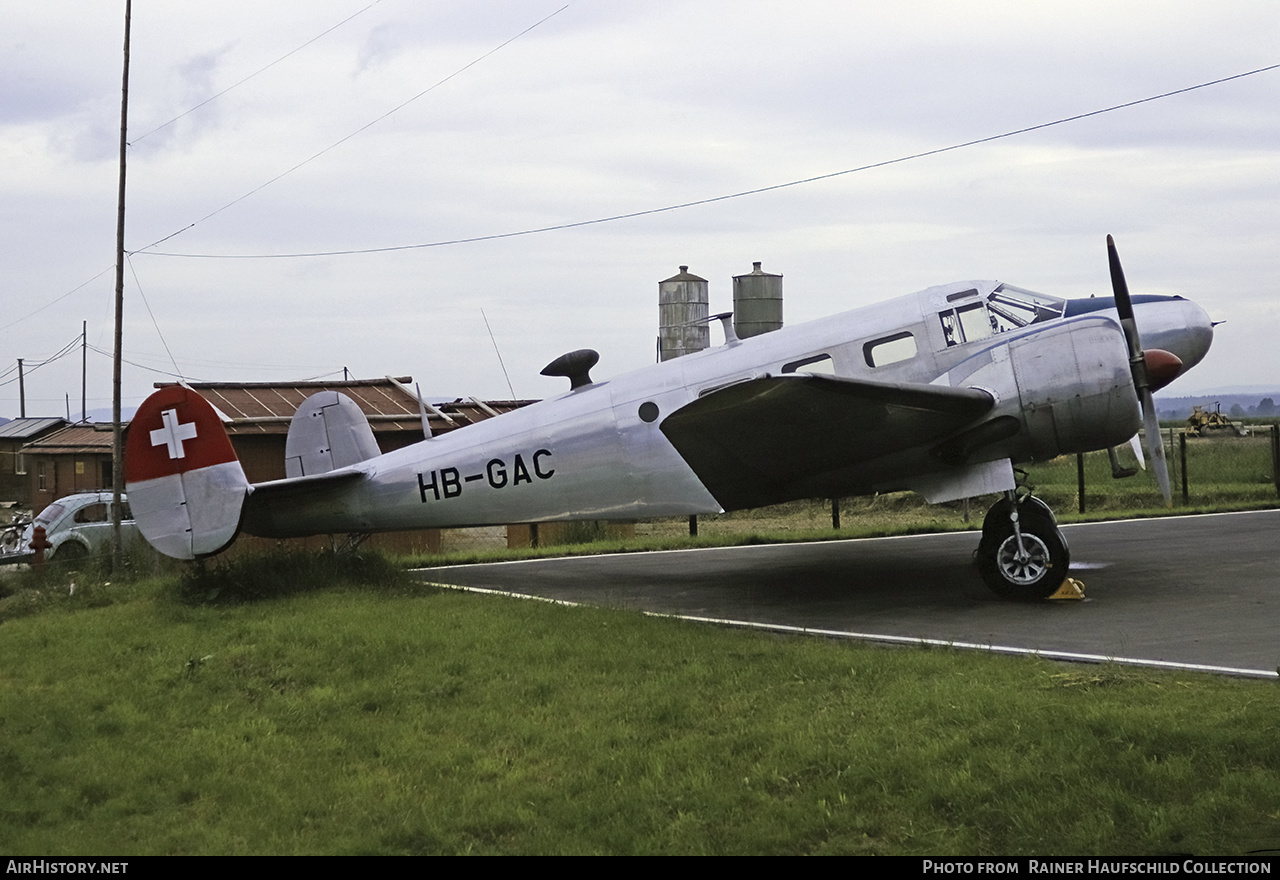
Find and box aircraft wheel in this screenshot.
[979,495,1056,555]
[976,499,1068,600]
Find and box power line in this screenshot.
[126,254,183,381]
[138,61,1280,261]
[0,334,85,389]
[0,4,389,336]
[85,344,345,384]
[0,265,114,333]
[131,1,386,145]
[135,4,571,254]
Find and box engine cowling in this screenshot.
[958,315,1141,463]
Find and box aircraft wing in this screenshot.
[659,374,995,509]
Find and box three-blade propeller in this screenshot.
[1107,234,1176,505]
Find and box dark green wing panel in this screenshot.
[659,374,994,510]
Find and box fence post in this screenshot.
[1076,453,1085,514]
[1273,425,1280,499]
[1179,431,1189,505]
[831,498,841,530]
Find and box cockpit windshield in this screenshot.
[986,284,1065,331]
[939,284,1066,347]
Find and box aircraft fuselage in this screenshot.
[240,281,1213,538]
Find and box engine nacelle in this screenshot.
[959,315,1141,463]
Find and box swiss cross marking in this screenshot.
[150,408,199,460]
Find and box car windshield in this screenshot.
[34,503,66,527]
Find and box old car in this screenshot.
[14,492,140,564]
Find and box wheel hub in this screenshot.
[996,533,1051,585]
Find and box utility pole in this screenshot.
[17,358,24,418]
[111,0,131,572]
[81,320,87,422]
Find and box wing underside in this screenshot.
[658,374,995,510]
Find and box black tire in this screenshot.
[979,495,1056,555]
[976,498,1069,600]
[50,541,89,568]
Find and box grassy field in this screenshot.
[1,555,1279,856]
[2,437,1277,855]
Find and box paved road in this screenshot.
[415,510,1280,676]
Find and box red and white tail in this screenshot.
[125,385,249,559]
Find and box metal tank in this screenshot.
[658,266,710,361]
[732,261,783,339]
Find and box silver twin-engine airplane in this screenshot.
[125,237,1213,599]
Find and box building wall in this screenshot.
[27,453,114,513]
[1,442,29,506]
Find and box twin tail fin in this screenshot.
[127,387,383,559]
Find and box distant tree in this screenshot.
[1229,403,1246,418]
[1257,397,1277,416]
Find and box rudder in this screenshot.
[125,385,249,559]
[284,391,381,477]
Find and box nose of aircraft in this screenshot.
[1144,348,1184,393]
[1137,297,1215,376]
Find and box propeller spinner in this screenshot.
[1106,234,1177,505]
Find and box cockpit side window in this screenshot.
[939,302,993,346]
[957,303,993,342]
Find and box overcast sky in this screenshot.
[3,1,1278,419]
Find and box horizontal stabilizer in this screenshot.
[285,391,382,478]
[125,385,249,559]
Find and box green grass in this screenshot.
[1025,434,1278,513]
[1,556,1278,855]
[2,438,1276,854]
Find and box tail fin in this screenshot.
[125,385,249,559]
[284,391,381,477]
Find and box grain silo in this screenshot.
[732,261,783,339]
[657,266,710,361]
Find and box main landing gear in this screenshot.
[975,490,1069,600]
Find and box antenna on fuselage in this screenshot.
[710,312,740,345]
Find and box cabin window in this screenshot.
[863,332,917,367]
[781,354,835,375]
[15,453,25,475]
[37,461,47,491]
[698,376,755,398]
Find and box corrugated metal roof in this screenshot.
[0,417,67,441]
[19,423,115,455]
[156,379,536,435]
